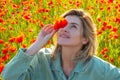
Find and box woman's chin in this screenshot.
[58,42,70,46]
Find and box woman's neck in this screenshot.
[61,46,81,77]
[61,46,81,62]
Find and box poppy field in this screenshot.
[0,0,120,77]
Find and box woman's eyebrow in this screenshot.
[70,23,79,26]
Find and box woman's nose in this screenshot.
[61,26,69,32]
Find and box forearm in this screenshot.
[25,41,43,55]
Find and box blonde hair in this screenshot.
[51,9,97,62]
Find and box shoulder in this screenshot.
[91,56,117,69]
[36,45,55,62]
[90,56,115,70]
[90,56,120,75]
[86,56,107,74]
[86,56,109,74]
[91,56,109,66]
[91,56,120,79]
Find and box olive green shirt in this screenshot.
[2,48,120,80]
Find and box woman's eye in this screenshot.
[71,25,77,28]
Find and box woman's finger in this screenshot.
[50,30,57,36]
[44,25,53,32]
[41,24,52,31]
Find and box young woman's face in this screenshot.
[57,15,86,47]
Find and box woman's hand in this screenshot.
[36,24,56,47]
[26,24,57,55]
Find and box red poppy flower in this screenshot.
[30,38,36,43]
[0,63,4,74]
[0,39,4,44]
[3,42,9,47]
[39,22,44,27]
[9,37,15,43]
[54,18,68,30]
[0,26,6,32]
[97,30,102,35]
[100,47,108,55]
[2,53,10,61]
[112,27,118,32]
[22,13,31,20]
[9,46,17,53]
[15,35,24,43]
[22,44,27,48]
[108,0,114,3]
[115,17,120,23]
[0,13,4,17]
[102,21,107,26]
[97,18,101,22]
[2,47,8,54]
[0,17,4,23]
[37,8,45,13]
[110,57,114,63]
[104,54,108,59]
[28,28,33,32]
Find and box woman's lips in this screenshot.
[59,34,70,38]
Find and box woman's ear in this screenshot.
[82,37,89,45]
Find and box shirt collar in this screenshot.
[73,60,88,73]
[51,51,92,73]
[51,51,63,72]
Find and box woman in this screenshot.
[2,9,120,80]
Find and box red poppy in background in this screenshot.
[112,27,118,32]
[100,47,108,55]
[15,35,24,43]
[104,54,108,59]
[22,44,27,48]
[115,17,120,23]
[39,22,44,27]
[0,26,6,32]
[0,17,4,23]
[28,28,34,32]
[0,13,4,17]
[54,18,68,30]
[9,46,17,53]
[0,39,4,44]
[110,57,114,63]
[30,38,36,44]
[22,12,31,20]
[0,63,4,74]
[2,47,8,54]
[2,53,10,61]
[108,0,114,3]
[9,37,15,43]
